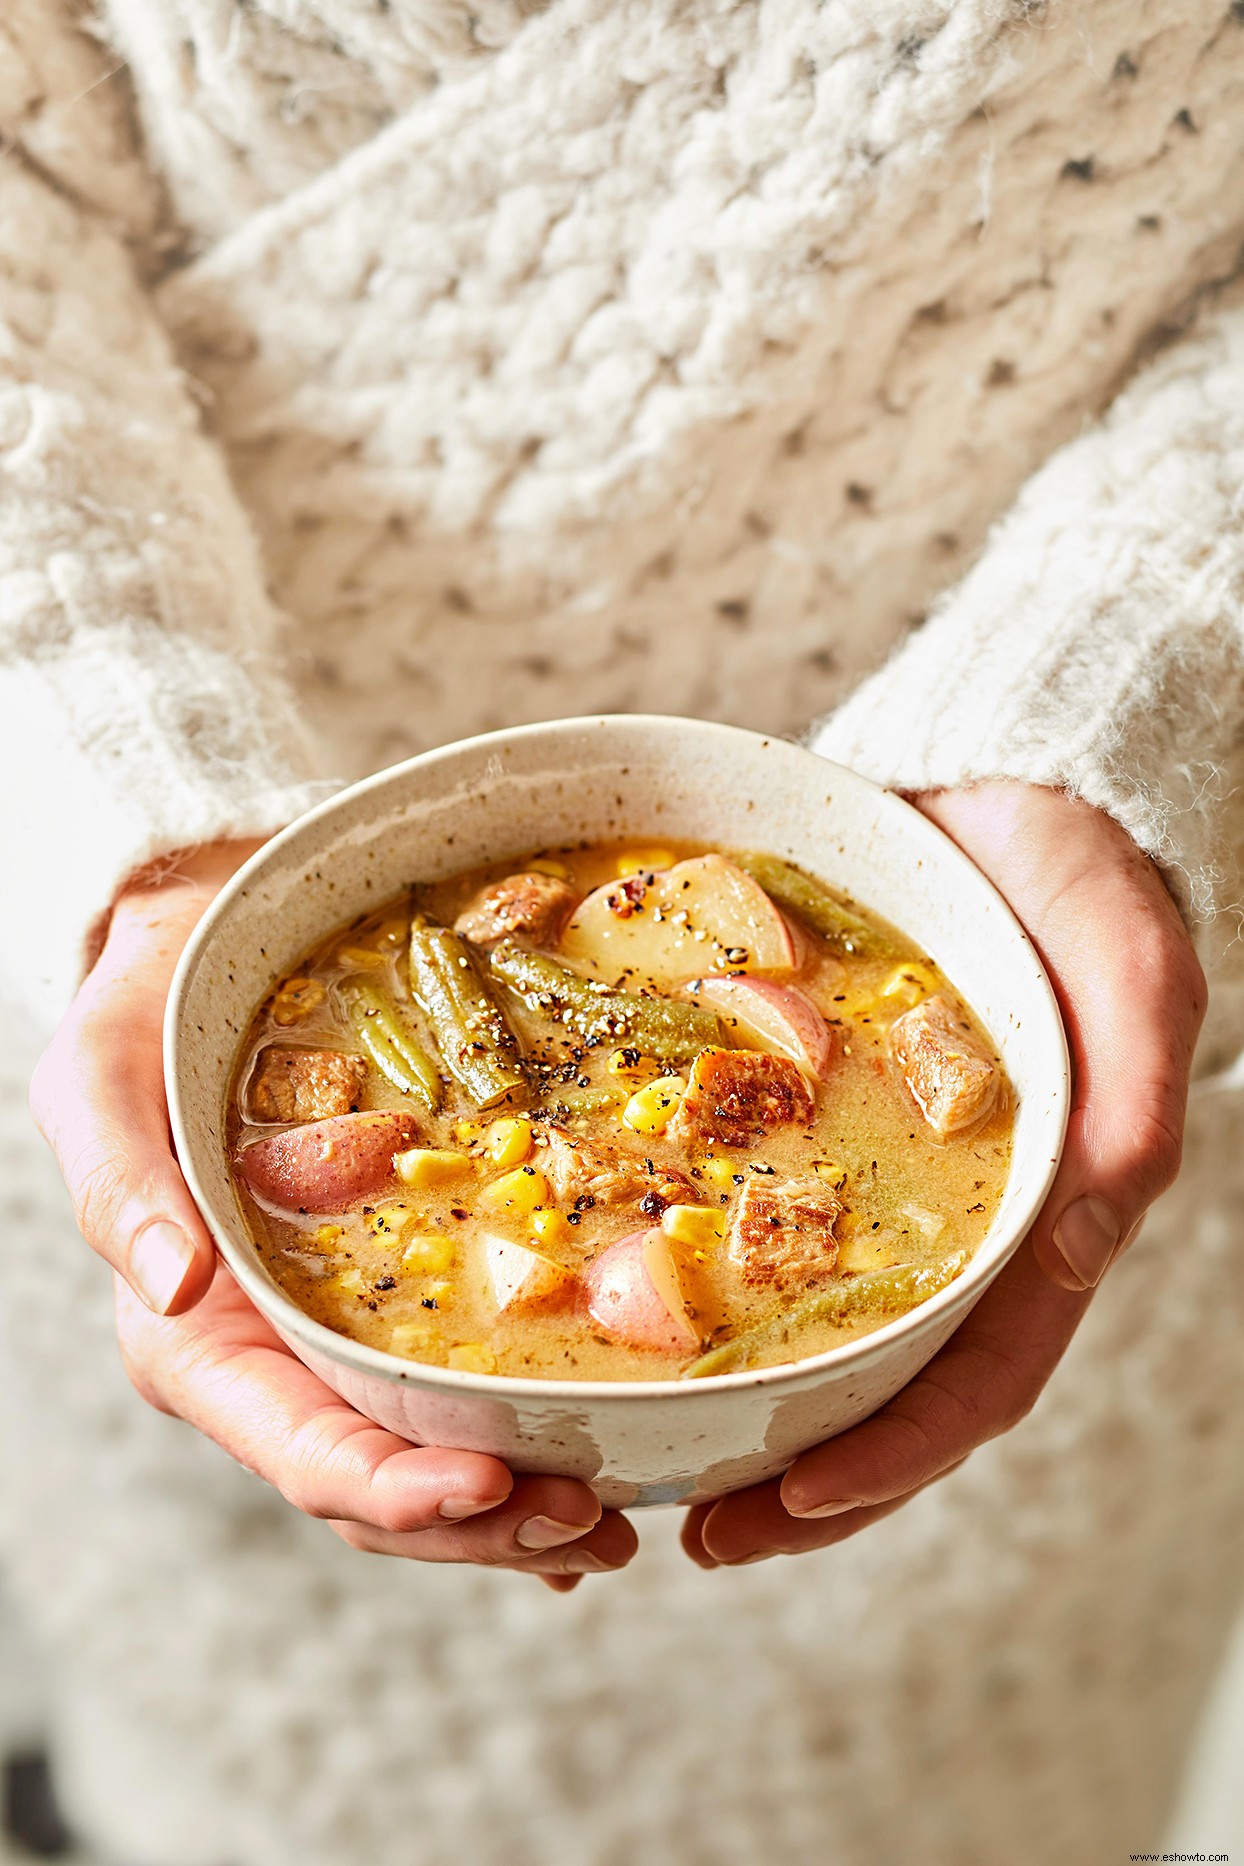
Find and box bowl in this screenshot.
[165,715,1069,1509]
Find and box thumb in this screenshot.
[1030,887,1205,1291]
[29,847,255,1314]
[912,783,1206,1297]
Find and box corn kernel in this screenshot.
[336,944,391,970]
[813,1159,847,1188]
[697,1155,738,1194]
[388,1323,433,1358]
[614,846,676,877]
[607,1048,661,1082]
[485,1115,533,1168]
[367,1204,409,1239]
[394,1147,471,1188]
[426,1280,454,1304]
[309,1223,344,1249]
[661,1204,726,1249]
[336,1265,367,1297]
[453,1119,485,1145]
[401,1232,457,1275]
[880,961,939,1007]
[448,1343,497,1375]
[271,976,325,1026]
[374,918,410,948]
[622,1075,687,1135]
[528,856,570,879]
[529,1208,573,1250]
[481,1166,550,1218]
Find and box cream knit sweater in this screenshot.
[5,7,1244,1864]
[3,0,1244,1019]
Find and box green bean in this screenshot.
[684,1251,970,1378]
[538,1084,626,1119]
[408,923,528,1110]
[489,940,721,1063]
[339,978,443,1112]
[734,852,881,955]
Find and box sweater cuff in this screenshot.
[0,627,338,1024]
[812,299,1244,943]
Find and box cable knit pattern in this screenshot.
[4,0,1244,1009]
[815,282,1244,939]
[152,0,1244,800]
[0,155,331,1013]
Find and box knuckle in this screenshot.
[869,1398,955,1486]
[1125,1101,1185,1199]
[72,1156,129,1258]
[279,1469,332,1521]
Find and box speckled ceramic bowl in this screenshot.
[165,716,1069,1509]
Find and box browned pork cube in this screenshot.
[727,1176,844,1291]
[667,1048,815,1151]
[247,1047,368,1124]
[454,872,578,949]
[889,993,999,1137]
[536,1124,694,1213]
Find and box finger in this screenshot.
[333,1490,640,1573]
[679,1246,1085,1564]
[773,1244,1086,1526]
[116,1270,613,1547]
[29,880,234,1316]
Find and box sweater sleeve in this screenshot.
[0,156,335,1024]
[812,288,1244,951]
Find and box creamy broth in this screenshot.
[227,841,1012,1380]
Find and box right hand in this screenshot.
[29,843,636,1588]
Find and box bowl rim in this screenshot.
[165,713,1070,1405]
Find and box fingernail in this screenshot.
[725,1551,778,1566]
[516,1515,595,1551]
[130,1221,196,1314]
[439,1497,504,1521]
[558,1550,617,1574]
[1052,1195,1121,1288]
[787,1497,863,1520]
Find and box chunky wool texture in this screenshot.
[3,2,1244,1859]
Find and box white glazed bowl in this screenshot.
[165,716,1069,1509]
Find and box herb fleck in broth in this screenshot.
[228,841,1013,1381]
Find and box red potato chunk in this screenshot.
[667,1048,815,1151]
[235,1111,421,1214]
[683,975,832,1080]
[454,872,578,949]
[727,1176,844,1292]
[535,1124,695,1213]
[583,1229,699,1355]
[559,854,796,990]
[246,1047,368,1124]
[889,993,1000,1137]
[484,1234,576,1313]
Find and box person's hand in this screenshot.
[29,845,637,1590]
[682,781,1206,1569]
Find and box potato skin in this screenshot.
[235,1111,421,1213]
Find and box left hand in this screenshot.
[682,781,1207,1569]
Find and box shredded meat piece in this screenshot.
[535,1123,694,1210]
[889,993,1000,1136]
[247,1047,368,1124]
[727,1176,844,1290]
[667,1048,814,1150]
[454,872,578,948]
